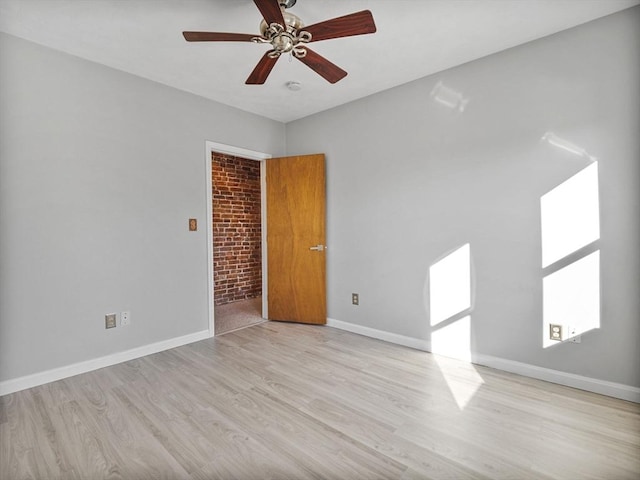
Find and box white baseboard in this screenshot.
[326,318,640,403]
[5,320,638,404]
[0,330,211,396]
[473,353,640,403]
[327,318,431,351]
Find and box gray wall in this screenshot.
[0,33,285,382]
[2,7,639,392]
[286,8,640,387]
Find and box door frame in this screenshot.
[205,141,271,336]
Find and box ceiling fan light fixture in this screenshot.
[272,33,295,53]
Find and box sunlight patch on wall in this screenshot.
[429,244,471,327]
[540,160,600,347]
[428,244,483,409]
[543,251,600,348]
[540,162,600,268]
[432,316,471,361]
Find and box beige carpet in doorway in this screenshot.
[214,297,264,335]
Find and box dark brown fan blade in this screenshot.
[304,10,376,43]
[183,32,257,42]
[253,0,285,26]
[246,52,280,84]
[296,48,347,84]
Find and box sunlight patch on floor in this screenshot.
[433,351,485,410]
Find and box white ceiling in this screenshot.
[1,0,638,123]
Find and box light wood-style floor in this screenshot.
[1,322,639,479]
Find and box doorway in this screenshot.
[211,150,264,334]
[204,143,327,335]
[206,141,271,336]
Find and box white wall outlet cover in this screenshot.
[121,311,131,326]
[549,324,563,341]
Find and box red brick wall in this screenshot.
[212,152,262,306]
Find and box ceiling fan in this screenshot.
[182,0,377,85]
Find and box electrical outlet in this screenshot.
[352,293,359,305]
[121,311,130,326]
[105,313,117,329]
[549,323,562,341]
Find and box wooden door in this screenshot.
[266,154,326,324]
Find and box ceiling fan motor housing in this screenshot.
[258,10,309,57]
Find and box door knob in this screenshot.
[309,244,326,251]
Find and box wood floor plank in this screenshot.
[101,387,191,479]
[2,391,68,479]
[50,399,125,480]
[1,321,639,479]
